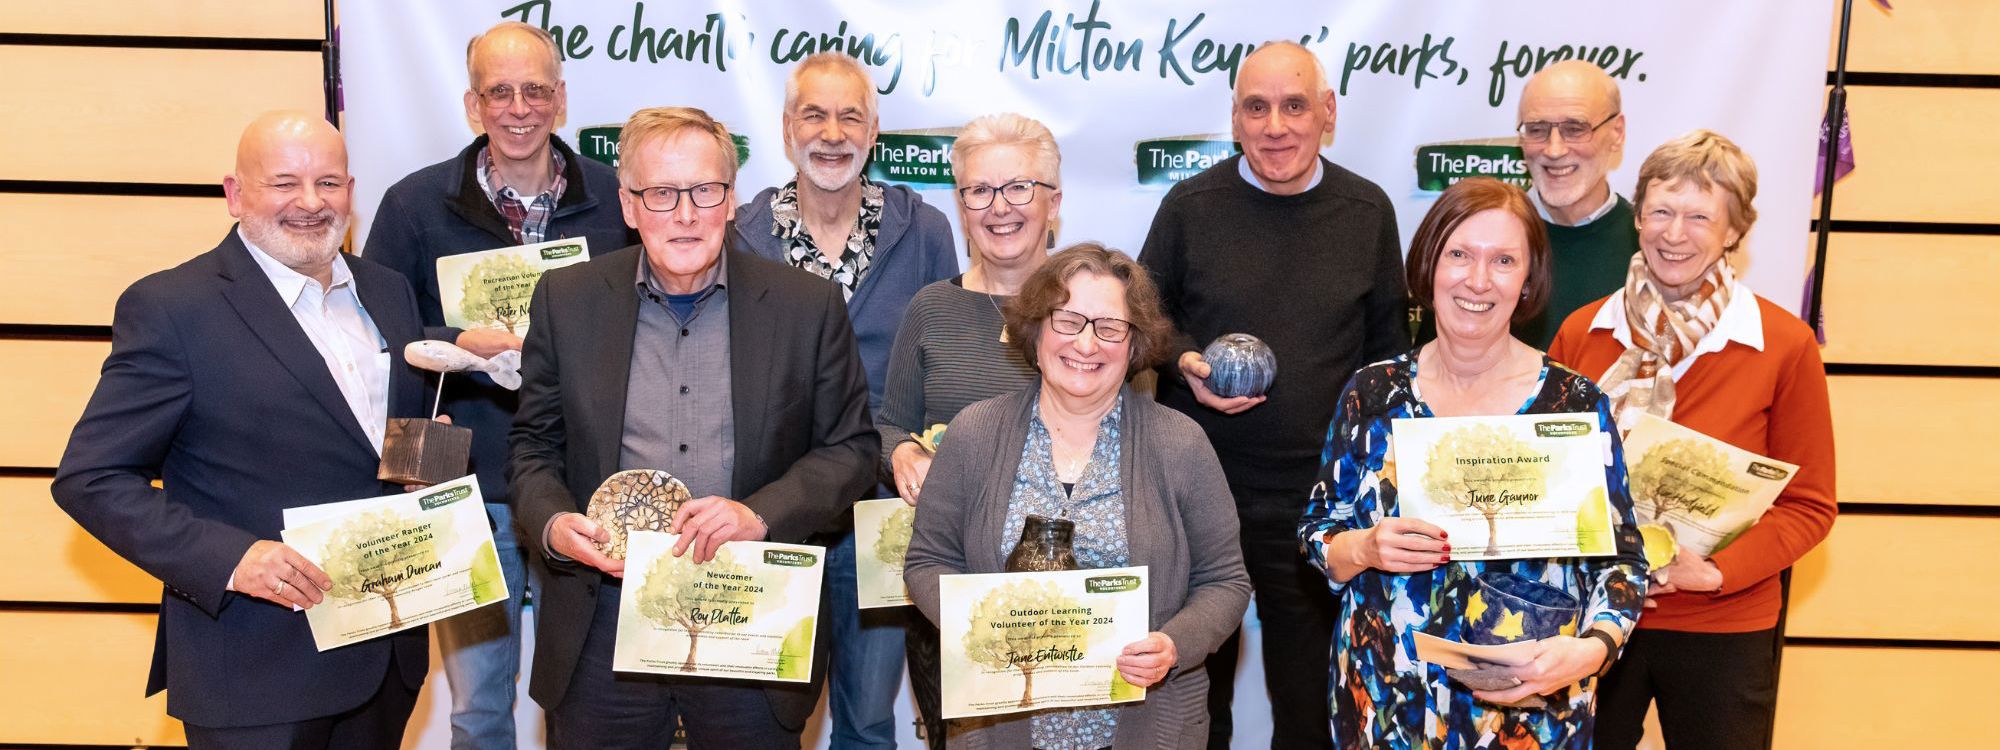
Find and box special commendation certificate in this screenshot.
[853,498,914,609]
[1622,413,1799,556]
[435,237,590,336]
[939,566,1150,719]
[281,475,509,651]
[613,531,825,683]
[1393,413,1614,560]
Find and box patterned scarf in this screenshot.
[1598,252,1734,433]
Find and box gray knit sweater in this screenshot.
[904,385,1252,750]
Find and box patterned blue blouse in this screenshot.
[1298,354,1649,750]
[1003,393,1128,750]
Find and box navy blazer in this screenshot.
[53,228,430,728]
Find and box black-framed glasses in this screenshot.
[1517,111,1620,144]
[958,179,1056,210]
[1048,308,1131,343]
[628,182,732,212]
[477,82,559,108]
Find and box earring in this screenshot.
[1047,229,1056,250]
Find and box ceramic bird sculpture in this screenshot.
[404,340,524,391]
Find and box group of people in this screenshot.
[50,18,1834,750]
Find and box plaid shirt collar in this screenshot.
[476,145,568,245]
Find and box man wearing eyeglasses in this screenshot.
[510,106,878,748]
[729,52,956,750]
[1511,59,1631,349]
[360,21,633,750]
[1138,41,1409,750]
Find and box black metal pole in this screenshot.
[321,0,339,126]
[1808,0,1858,333]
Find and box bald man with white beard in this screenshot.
[1511,60,1634,348]
[55,111,431,749]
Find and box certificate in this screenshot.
[613,531,824,682]
[1393,413,1614,560]
[1621,413,1799,556]
[281,475,508,651]
[853,498,914,609]
[434,237,590,336]
[939,566,1150,719]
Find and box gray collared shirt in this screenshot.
[620,251,735,500]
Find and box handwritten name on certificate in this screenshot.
[1622,413,1799,556]
[939,566,1150,719]
[281,475,508,651]
[1393,413,1614,560]
[613,531,825,683]
[435,237,590,336]
[854,498,915,609]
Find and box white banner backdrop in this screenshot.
[343,0,1834,313]
[341,3,1833,747]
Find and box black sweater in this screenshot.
[1139,155,1409,497]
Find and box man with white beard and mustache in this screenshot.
[1509,60,1633,349]
[733,52,957,749]
[54,111,431,749]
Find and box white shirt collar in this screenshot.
[1238,154,1324,194]
[1590,277,1765,378]
[238,226,355,305]
[1530,186,1620,227]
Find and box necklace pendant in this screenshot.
[999,326,1009,344]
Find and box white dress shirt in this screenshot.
[240,229,392,455]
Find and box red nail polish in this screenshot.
[1440,531,1449,539]
[1441,555,1452,563]
[1442,544,1452,553]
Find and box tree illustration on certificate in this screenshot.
[874,505,915,567]
[962,579,1096,708]
[636,548,773,672]
[1629,438,1731,531]
[456,253,539,333]
[1422,424,1552,557]
[320,509,443,629]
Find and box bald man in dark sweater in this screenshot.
[1139,42,1408,750]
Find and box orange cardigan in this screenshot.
[1549,294,1837,633]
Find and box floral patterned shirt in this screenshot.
[1004,394,1128,750]
[770,177,884,300]
[1298,353,1649,750]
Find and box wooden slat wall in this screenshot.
[1,46,324,185]
[0,1,322,38]
[0,612,185,747]
[0,2,326,745]
[1819,233,2000,368]
[1774,1,2000,748]
[1775,646,2000,748]
[1832,1,2000,74]
[0,194,230,326]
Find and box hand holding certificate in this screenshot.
[613,531,824,682]
[939,567,1151,719]
[280,475,509,651]
[435,237,591,336]
[853,498,915,608]
[1393,413,1614,560]
[1622,413,1799,556]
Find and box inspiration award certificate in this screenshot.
[613,531,824,682]
[1392,413,1614,560]
[1621,413,1799,556]
[853,498,915,609]
[939,566,1150,719]
[281,475,509,651]
[435,237,590,336]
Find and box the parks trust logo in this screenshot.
[1415,137,1530,192]
[575,124,752,169]
[1134,134,1237,187]
[866,129,958,188]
